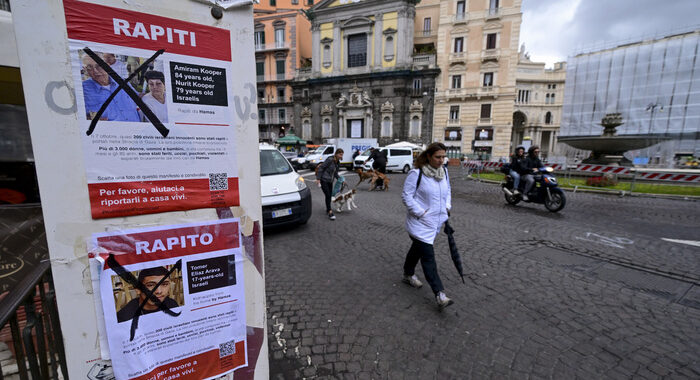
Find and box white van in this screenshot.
[259,144,311,228]
[363,147,414,173]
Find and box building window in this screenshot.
[413,78,422,90]
[384,36,395,61]
[258,89,265,102]
[307,0,313,5]
[275,29,285,48]
[259,109,266,123]
[292,0,298,4]
[322,118,331,137]
[549,93,555,104]
[256,61,264,81]
[483,72,494,87]
[423,18,431,34]
[254,31,265,50]
[486,33,497,50]
[278,108,286,123]
[489,0,499,12]
[410,116,420,138]
[545,112,552,124]
[270,0,276,6]
[517,89,530,103]
[277,87,285,102]
[451,75,462,89]
[480,104,492,119]
[347,34,367,68]
[302,120,311,138]
[276,60,285,80]
[302,89,309,98]
[381,117,392,137]
[449,105,459,121]
[323,45,331,67]
[456,1,466,18]
[453,37,464,53]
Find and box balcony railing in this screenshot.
[447,119,461,127]
[255,42,290,52]
[415,29,434,38]
[454,13,467,23]
[0,261,68,380]
[478,117,492,125]
[481,48,500,61]
[449,52,466,62]
[412,54,436,69]
[256,74,265,82]
[486,8,500,19]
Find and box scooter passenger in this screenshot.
[509,146,527,195]
[522,145,543,201]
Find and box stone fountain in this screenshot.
[558,113,669,166]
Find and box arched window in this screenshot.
[302,120,311,139]
[322,119,331,137]
[384,36,395,61]
[410,116,420,138]
[545,111,552,124]
[381,117,392,137]
[323,45,331,68]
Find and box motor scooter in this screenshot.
[501,166,566,212]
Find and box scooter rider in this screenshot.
[509,146,527,195]
[522,145,543,201]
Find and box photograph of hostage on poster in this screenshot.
[90,219,247,380]
[112,264,183,323]
[79,51,169,123]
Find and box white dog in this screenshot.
[331,189,358,213]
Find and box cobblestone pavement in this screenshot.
[264,168,700,379]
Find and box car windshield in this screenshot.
[359,150,372,157]
[260,150,293,176]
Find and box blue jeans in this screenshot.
[403,237,444,295]
[509,170,521,189]
[523,174,535,195]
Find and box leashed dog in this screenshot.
[354,168,390,191]
[331,189,358,212]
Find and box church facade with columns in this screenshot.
[291,0,439,146]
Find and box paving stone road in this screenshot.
[264,168,700,379]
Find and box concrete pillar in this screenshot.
[332,21,341,75]
[312,23,320,74]
[374,13,383,70]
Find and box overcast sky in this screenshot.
[520,0,700,67]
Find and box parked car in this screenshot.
[363,147,414,173]
[259,144,311,228]
[306,138,378,170]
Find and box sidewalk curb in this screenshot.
[464,175,700,202]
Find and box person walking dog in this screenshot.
[315,149,344,220]
[401,142,454,309]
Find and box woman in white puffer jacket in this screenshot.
[401,142,453,309]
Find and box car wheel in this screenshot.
[402,164,410,173]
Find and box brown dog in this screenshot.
[355,168,389,191]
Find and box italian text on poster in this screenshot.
[90,219,247,380]
[63,0,240,219]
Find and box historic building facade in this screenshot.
[254,0,312,143]
[512,48,566,159]
[424,0,522,160]
[291,0,439,146]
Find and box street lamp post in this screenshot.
[645,103,664,134]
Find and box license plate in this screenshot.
[271,208,292,218]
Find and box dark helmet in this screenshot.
[514,146,525,155]
[528,145,540,156]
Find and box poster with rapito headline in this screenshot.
[89,219,247,380]
[63,0,240,219]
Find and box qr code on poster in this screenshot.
[209,173,228,191]
[219,340,236,358]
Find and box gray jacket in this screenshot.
[316,156,340,183]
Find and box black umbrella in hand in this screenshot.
[444,221,465,284]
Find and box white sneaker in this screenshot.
[513,189,521,195]
[436,291,454,309]
[402,275,423,288]
[522,194,529,201]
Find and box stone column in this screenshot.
[373,13,383,70]
[332,21,341,75]
[311,23,320,74]
[549,131,556,155]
